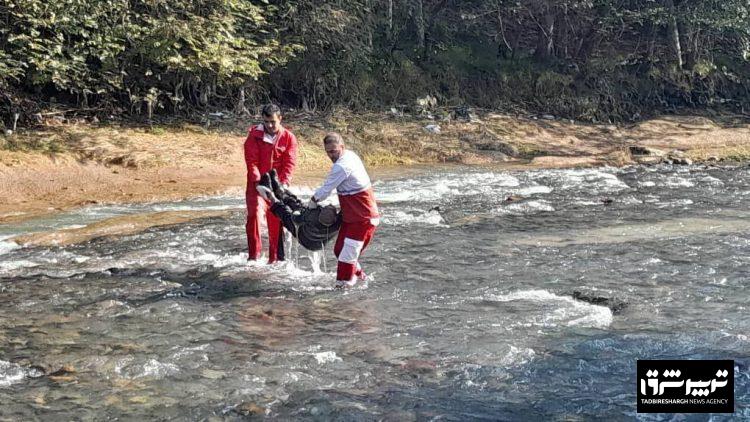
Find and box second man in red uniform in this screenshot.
[244,104,298,263]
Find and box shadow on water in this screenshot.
[0,265,277,309]
[106,267,274,304]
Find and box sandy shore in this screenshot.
[1,112,748,229]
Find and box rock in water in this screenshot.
[571,291,627,314]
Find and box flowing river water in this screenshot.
[1,164,749,420]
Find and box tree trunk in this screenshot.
[366,0,373,50]
[533,3,555,61]
[235,85,249,116]
[414,0,425,51]
[678,20,697,70]
[387,0,393,41]
[559,3,569,59]
[496,9,514,60]
[647,21,658,61]
[665,0,683,69]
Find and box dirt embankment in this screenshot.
[1,112,749,225]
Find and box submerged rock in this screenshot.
[399,359,438,375]
[201,369,226,380]
[49,365,77,376]
[571,291,627,315]
[48,365,78,383]
[235,402,266,416]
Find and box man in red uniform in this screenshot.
[244,104,298,263]
[309,133,379,287]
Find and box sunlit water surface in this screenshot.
[1,164,749,420]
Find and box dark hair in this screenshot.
[261,104,281,118]
[317,205,338,227]
[323,132,343,146]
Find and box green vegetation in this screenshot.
[1,0,749,126]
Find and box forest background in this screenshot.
[2,0,749,128]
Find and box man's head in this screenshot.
[261,104,282,135]
[323,132,345,163]
[317,205,338,227]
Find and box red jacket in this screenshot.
[244,125,297,184]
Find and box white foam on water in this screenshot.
[481,289,613,329]
[152,248,248,270]
[695,174,724,186]
[286,347,344,365]
[376,172,521,203]
[533,168,630,194]
[494,200,555,215]
[514,185,552,196]
[663,175,694,188]
[170,344,211,361]
[0,259,39,273]
[0,360,27,388]
[656,199,695,209]
[206,253,249,269]
[377,182,455,203]
[313,351,342,365]
[212,255,337,292]
[618,195,643,205]
[271,262,337,292]
[115,357,180,379]
[381,209,447,227]
[138,359,180,378]
[500,345,536,367]
[0,237,19,256]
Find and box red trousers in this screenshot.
[246,182,283,263]
[333,220,377,282]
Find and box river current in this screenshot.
[1,164,749,420]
